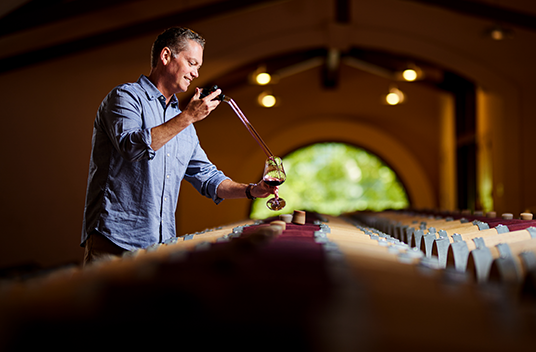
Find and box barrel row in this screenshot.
[1,212,535,351]
[309,213,536,350]
[353,210,536,287]
[0,215,329,351]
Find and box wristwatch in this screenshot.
[246,183,257,200]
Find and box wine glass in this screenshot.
[262,156,287,211]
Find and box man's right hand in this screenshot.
[181,87,222,124]
[150,87,222,151]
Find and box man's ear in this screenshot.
[161,47,173,66]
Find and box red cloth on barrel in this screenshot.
[500,220,536,231]
[418,211,536,232]
[283,223,319,231]
[477,218,536,231]
[279,230,316,237]
[276,230,318,243]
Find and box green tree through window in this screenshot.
[250,142,409,219]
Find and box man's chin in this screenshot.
[176,85,188,94]
[180,82,190,93]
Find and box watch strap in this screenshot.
[246,183,257,200]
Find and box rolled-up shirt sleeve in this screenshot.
[99,87,155,162]
[184,142,230,204]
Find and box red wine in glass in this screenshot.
[263,178,284,187]
[263,156,286,211]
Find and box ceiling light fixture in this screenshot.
[258,91,278,108]
[400,63,423,82]
[250,65,273,85]
[486,24,513,41]
[255,72,272,85]
[384,86,405,105]
[402,68,418,82]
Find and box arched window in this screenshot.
[250,142,409,219]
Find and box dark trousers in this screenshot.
[83,231,126,266]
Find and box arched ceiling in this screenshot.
[1,0,536,75]
[187,46,447,100]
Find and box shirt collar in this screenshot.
[138,75,179,109]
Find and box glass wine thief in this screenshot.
[202,85,286,210]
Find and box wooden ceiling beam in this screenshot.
[401,0,536,32]
[0,0,286,74]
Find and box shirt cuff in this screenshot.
[210,176,231,204]
[143,128,156,160]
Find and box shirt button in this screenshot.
[166,175,170,179]
[164,197,168,201]
[167,153,170,157]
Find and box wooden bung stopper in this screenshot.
[502,213,513,220]
[270,220,286,231]
[253,224,282,237]
[279,214,293,223]
[520,212,533,220]
[292,210,306,225]
[486,211,497,218]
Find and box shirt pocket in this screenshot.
[173,130,197,180]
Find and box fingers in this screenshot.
[196,87,222,103]
[197,88,221,110]
[254,180,278,197]
[193,87,202,99]
[259,180,276,191]
[184,88,222,121]
[204,88,222,102]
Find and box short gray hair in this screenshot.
[151,27,205,68]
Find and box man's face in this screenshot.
[167,40,203,93]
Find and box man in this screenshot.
[81,27,275,265]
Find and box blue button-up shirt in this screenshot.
[81,75,229,250]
